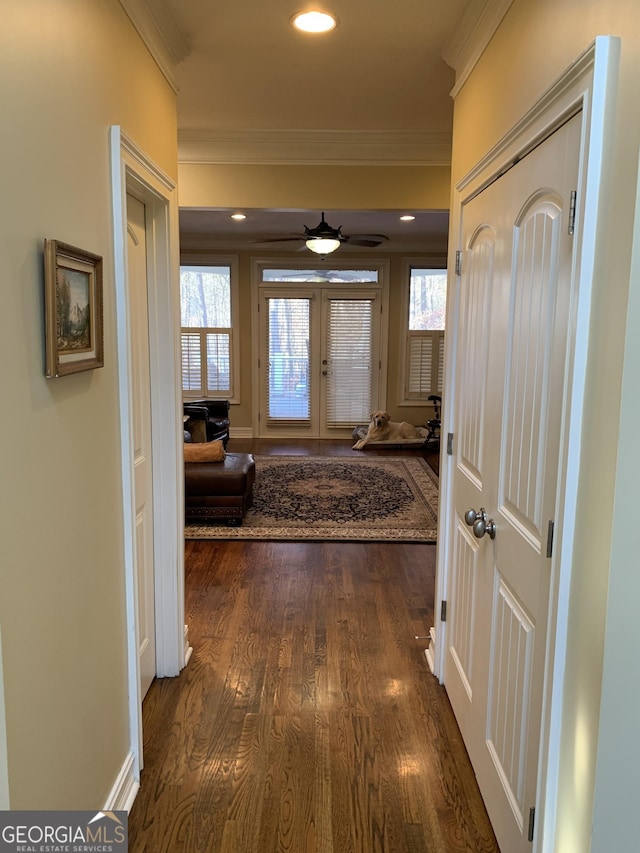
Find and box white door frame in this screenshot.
[110,128,189,783]
[434,37,619,851]
[0,622,9,808]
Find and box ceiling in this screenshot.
[178,208,450,255]
[143,0,479,253]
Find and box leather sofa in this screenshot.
[183,399,230,447]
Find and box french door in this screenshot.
[258,287,382,438]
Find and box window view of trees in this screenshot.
[180,266,231,327]
[409,269,447,330]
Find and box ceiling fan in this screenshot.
[251,212,389,255]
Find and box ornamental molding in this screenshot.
[442,0,516,98]
[177,129,453,166]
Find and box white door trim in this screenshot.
[434,36,620,852]
[110,128,188,783]
[0,622,9,808]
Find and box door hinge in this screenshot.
[455,250,462,276]
[546,520,555,558]
[568,190,577,235]
[528,807,536,843]
[447,432,454,455]
[440,600,447,622]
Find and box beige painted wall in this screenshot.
[451,1,640,850]
[178,163,451,210]
[0,0,177,808]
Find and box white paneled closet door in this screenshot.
[444,113,581,853]
[126,193,156,701]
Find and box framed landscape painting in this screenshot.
[44,239,104,377]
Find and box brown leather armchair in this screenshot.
[183,399,230,447]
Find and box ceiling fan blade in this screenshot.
[348,233,389,241]
[344,237,386,247]
[250,235,305,244]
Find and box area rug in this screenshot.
[185,455,438,542]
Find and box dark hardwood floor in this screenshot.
[128,439,498,852]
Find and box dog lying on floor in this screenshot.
[352,411,427,450]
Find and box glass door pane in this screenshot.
[265,296,312,424]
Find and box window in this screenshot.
[180,263,238,399]
[402,266,447,402]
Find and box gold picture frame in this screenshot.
[44,239,104,377]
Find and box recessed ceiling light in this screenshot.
[231,213,247,221]
[292,11,337,33]
[400,215,416,221]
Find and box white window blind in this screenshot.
[325,298,374,427]
[266,297,311,424]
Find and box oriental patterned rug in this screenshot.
[185,455,438,542]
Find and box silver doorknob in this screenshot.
[473,516,496,540]
[464,507,484,526]
[464,506,487,527]
[464,507,496,540]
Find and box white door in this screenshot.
[127,194,156,700]
[259,288,381,438]
[444,114,581,852]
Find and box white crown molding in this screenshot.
[442,0,515,98]
[178,129,452,166]
[118,0,190,93]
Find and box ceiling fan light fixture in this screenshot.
[292,11,337,33]
[306,237,341,255]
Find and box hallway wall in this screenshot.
[0,0,177,808]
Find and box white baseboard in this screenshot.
[184,624,193,666]
[425,626,436,674]
[104,750,139,813]
[230,426,253,439]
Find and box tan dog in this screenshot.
[352,411,426,450]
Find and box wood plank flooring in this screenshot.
[128,440,497,852]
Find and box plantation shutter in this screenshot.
[206,331,231,393]
[265,297,311,424]
[325,298,374,428]
[181,329,232,395]
[436,333,445,393]
[406,330,445,398]
[181,332,203,394]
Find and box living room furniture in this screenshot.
[184,452,256,525]
[183,399,230,447]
